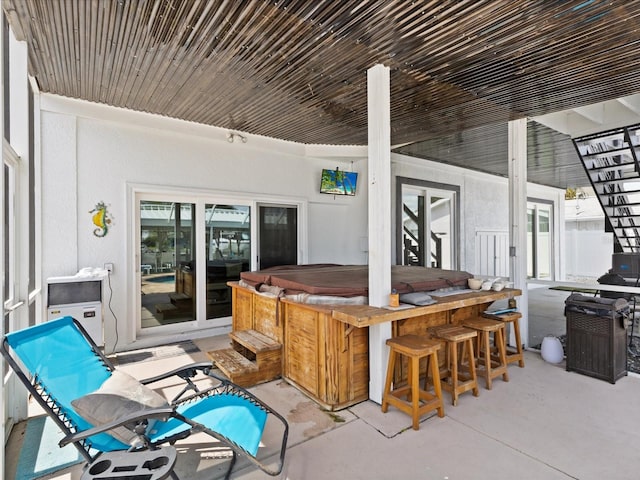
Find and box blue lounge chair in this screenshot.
[1,316,288,479]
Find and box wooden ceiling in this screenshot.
[5,0,640,189]
[396,120,581,188]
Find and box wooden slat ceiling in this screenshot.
[5,0,640,189]
[396,119,581,188]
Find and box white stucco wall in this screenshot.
[565,219,613,279]
[563,198,613,280]
[39,94,563,351]
[391,154,565,277]
[40,95,369,349]
[392,154,508,275]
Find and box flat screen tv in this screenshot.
[320,169,358,196]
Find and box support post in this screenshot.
[508,119,529,347]
[367,64,392,404]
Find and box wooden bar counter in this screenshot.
[229,282,521,410]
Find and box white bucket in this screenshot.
[540,336,564,364]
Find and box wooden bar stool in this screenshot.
[462,317,509,390]
[483,311,525,368]
[381,334,445,430]
[428,325,480,406]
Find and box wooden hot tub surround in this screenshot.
[228,281,521,411]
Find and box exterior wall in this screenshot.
[40,95,368,349]
[391,154,565,278]
[565,218,613,280]
[563,197,613,281]
[39,95,563,351]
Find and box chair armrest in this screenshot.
[139,362,218,385]
[59,406,175,447]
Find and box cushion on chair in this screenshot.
[72,369,170,446]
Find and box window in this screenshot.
[527,200,554,280]
[396,177,459,269]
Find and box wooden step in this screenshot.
[156,302,177,313]
[208,330,283,387]
[208,348,258,387]
[230,329,281,354]
[231,330,282,385]
[155,302,180,320]
[169,292,191,305]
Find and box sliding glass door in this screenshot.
[205,204,250,319]
[137,193,299,334]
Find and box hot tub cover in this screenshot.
[240,264,473,297]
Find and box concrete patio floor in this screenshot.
[6,286,640,479]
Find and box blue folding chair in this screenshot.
[1,316,288,479]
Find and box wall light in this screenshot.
[227,132,247,143]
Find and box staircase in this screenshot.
[573,124,640,252]
[402,202,443,267]
[208,329,282,387]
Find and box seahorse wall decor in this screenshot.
[90,201,113,237]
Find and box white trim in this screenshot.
[29,75,43,320]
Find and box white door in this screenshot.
[2,143,29,442]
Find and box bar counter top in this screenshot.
[325,288,522,328]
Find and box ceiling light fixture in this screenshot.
[227,132,247,143]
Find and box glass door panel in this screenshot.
[429,194,453,269]
[527,202,553,280]
[3,162,16,433]
[401,187,425,266]
[3,162,13,312]
[140,201,195,328]
[259,206,297,270]
[527,208,534,278]
[205,204,250,319]
[536,208,552,279]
